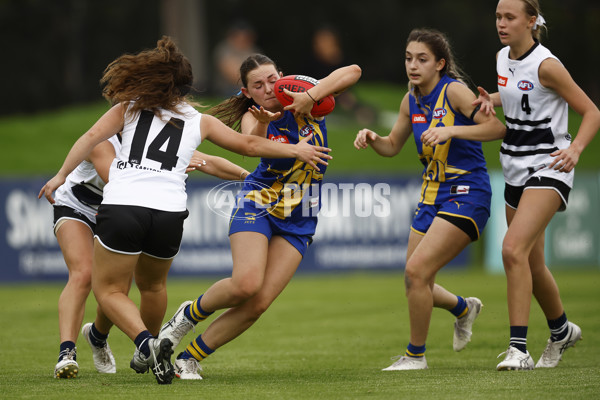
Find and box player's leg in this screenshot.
[405,218,471,348]
[522,200,582,368]
[135,254,173,336]
[202,235,301,349]
[54,219,94,378]
[497,188,560,370]
[172,235,301,379]
[158,229,270,358]
[201,231,270,311]
[91,239,141,340]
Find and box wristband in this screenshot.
[306,91,317,103]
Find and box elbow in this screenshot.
[244,136,261,157]
[349,64,362,81]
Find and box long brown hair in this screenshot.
[208,54,280,131]
[101,36,194,118]
[406,28,472,106]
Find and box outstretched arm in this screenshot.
[284,64,362,118]
[201,114,332,171]
[187,150,250,181]
[39,103,125,203]
[354,93,412,157]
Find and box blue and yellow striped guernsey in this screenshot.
[237,110,327,237]
[409,74,491,207]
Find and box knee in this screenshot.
[244,299,271,322]
[68,268,92,292]
[404,262,430,294]
[229,276,263,305]
[501,237,524,270]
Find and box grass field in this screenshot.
[1,270,599,399]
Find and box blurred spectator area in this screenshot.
[1,0,598,115]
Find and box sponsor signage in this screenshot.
[0,176,470,282]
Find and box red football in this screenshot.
[274,75,336,117]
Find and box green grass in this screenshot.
[1,82,597,177]
[1,269,598,399]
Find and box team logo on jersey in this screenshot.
[299,124,314,137]
[412,114,427,123]
[497,75,508,87]
[433,108,447,119]
[517,80,534,91]
[269,134,289,143]
[450,185,470,194]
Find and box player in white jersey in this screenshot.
[51,131,252,379]
[39,36,330,385]
[52,135,121,379]
[474,0,600,371]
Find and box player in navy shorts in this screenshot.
[158,54,361,379]
[355,28,506,370]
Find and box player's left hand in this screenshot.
[421,126,452,147]
[549,145,580,173]
[282,88,313,118]
[248,105,281,124]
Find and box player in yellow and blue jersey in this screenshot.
[355,28,506,370]
[158,54,361,379]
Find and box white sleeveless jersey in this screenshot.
[103,102,202,212]
[54,134,122,223]
[497,43,573,188]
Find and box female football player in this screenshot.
[39,37,331,384]
[158,54,361,379]
[474,0,600,370]
[354,28,506,370]
[51,132,252,379]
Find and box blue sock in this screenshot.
[88,323,109,348]
[179,334,215,361]
[450,296,467,318]
[405,342,426,358]
[134,331,153,358]
[185,294,213,323]
[509,326,528,353]
[547,312,568,342]
[58,341,76,362]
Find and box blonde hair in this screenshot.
[515,0,547,41]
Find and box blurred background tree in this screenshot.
[0,0,598,116]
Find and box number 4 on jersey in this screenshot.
[521,94,532,115]
[129,110,184,171]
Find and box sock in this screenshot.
[88,323,109,348]
[509,326,528,353]
[405,342,426,358]
[178,334,215,362]
[58,341,76,362]
[185,294,214,323]
[450,296,468,318]
[134,330,153,358]
[547,312,568,342]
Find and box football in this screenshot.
[274,75,336,117]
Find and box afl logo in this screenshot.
[433,108,447,119]
[299,124,314,137]
[517,80,534,91]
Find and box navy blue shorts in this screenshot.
[229,201,312,257]
[95,204,189,259]
[411,200,490,241]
